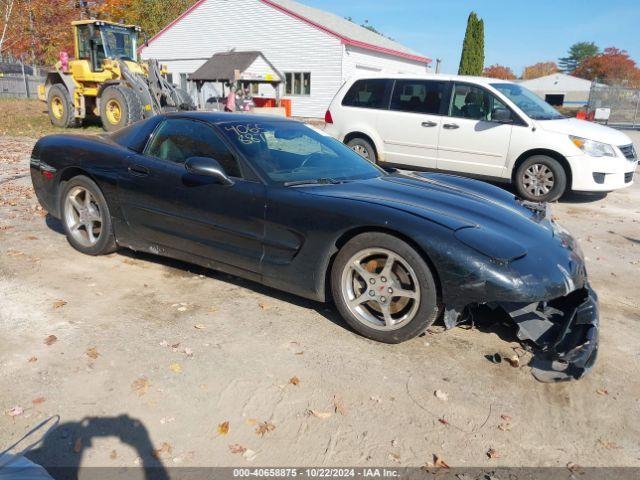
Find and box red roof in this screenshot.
[141,0,430,64]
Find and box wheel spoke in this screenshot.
[352,261,372,283]
[380,303,395,327]
[380,253,397,279]
[349,292,370,308]
[70,196,83,212]
[84,191,93,208]
[85,222,96,243]
[70,221,82,232]
[392,288,417,300]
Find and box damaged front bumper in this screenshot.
[498,285,599,382]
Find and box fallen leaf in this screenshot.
[438,418,449,425]
[131,377,150,397]
[258,303,272,310]
[498,423,512,432]
[434,454,450,469]
[434,390,448,401]
[500,414,512,422]
[160,416,175,424]
[122,258,137,265]
[243,449,257,461]
[289,376,300,386]
[255,421,276,436]
[487,447,499,459]
[170,363,182,373]
[306,409,332,419]
[6,406,23,417]
[153,442,173,458]
[389,452,401,463]
[32,397,45,405]
[506,355,520,368]
[184,348,193,357]
[566,462,582,474]
[177,307,188,312]
[229,444,247,454]
[333,395,347,415]
[44,335,58,346]
[28,356,37,363]
[52,300,67,309]
[596,388,609,396]
[85,347,100,360]
[110,450,117,460]
[194,324,206,330]
[245,418,260,425]
[217,421,230,435]
[74,438,83,453]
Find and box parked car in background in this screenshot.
[324,74,638,202]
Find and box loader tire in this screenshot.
[174,88,195,110]
[99,85,143,132]
[47,84,80,128]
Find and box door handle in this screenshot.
[128,164,150,176]
[443,123,459,130]
[421,121,437,128]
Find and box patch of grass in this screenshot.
[0,98,102,139]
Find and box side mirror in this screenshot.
[493,108,513,123]
[184,157,234,185]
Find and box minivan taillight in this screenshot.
[324,110,333,124]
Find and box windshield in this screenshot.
[491,83,565,120]
[101,25,137,61]
[219,121,384,184]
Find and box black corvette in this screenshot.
[30,112,598,381]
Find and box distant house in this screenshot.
[139,0,431,118]
[519,73,594,107]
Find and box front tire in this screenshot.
[99,85,142,132]
[331,233,439,344]
[347,137,377,163]
[47,84,80,128]
[60,176,117,256]
[515,155,567,202]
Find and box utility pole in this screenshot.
[435,59,442,74]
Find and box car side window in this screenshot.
[145,118,242,178]
[341,79,392,109]
[390,80,447,115]
[449,83,509,121]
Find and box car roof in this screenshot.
[346,73,515,85]
[164,111,299,124]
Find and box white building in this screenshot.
[519,73,594,107]
[139,0,430,118]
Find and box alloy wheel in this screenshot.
[523,163,555,197]
[351,144,370,160]
[64,186,103,247]
[340,248,421,331]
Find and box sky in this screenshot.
[301,0,640,75]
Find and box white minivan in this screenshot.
[324,74,638,202]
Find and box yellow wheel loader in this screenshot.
[38,20,195,132]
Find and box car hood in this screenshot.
[299,172,559,260]
[536,117,632,146]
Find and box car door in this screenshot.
[119,117,266,275]
[376,79,449,169]
[437,82,514,177]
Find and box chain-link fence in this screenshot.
[0,60,46,99]
[587,83,640,129]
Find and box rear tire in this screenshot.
[347,137,377,163]
[99,85,143,132]
[47,84,80,128]
[331,233,439,344]
[60,176,117,256]
[515,155,567,202]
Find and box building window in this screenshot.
[240,81,260,95]
[285,72,311,96]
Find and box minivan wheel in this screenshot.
[515,155,567,202]
[347,137,377,163]
[331,233,439,344]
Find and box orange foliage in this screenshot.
[522,61,559,80]
[483,64,516,80]
[574,47,640,87]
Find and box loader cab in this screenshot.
[74,21,140,72]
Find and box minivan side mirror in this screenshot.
[493,108,513,123]
[184,157,234,185]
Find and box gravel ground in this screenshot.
[1,134,639,473]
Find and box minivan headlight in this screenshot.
[570,136,616,157]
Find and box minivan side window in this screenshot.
[342,79,392,109]
[449,83,509,121]
[390,80,447,115]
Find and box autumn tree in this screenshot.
[559,41,599,73]
[458,12,484,76]
[0,0,15,55]
[483,64,516,80]
[522,61,559,80]
[574,47,640,87]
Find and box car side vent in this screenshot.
[619,144,637,161]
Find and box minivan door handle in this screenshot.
[443,123,459,130]
[421,121,437,128]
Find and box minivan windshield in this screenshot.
[219,121,384,185]
[491,83,565,120]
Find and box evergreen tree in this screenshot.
[458,12,485,76]
[558,42,599,73]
